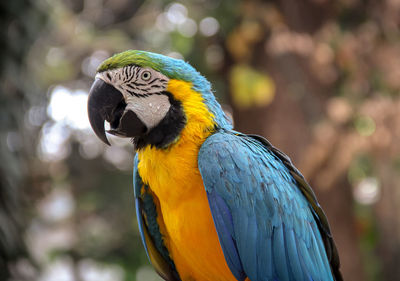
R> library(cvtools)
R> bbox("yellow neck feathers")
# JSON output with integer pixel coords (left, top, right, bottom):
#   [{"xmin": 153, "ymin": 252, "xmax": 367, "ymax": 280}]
[{"xmin": 137, "ymin": 79, "xmax": 215, "ymax": 203}]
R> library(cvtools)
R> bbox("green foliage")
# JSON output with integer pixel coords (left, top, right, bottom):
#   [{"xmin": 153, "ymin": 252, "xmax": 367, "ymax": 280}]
[{"xmin": 348, "ymin": 154, "xmax": 374, "ymax": 184}]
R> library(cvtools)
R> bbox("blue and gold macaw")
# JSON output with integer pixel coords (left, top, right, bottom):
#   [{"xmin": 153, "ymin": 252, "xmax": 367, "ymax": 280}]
[{"xmin": 87, "ymin": 50, "xmax": 342, "ymax": 281}]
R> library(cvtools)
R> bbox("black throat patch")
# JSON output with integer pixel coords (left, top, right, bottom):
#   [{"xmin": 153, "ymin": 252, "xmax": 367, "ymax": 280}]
[{"xmin": 133, "ymin": 91, "xmax": 186, "ymax": 149}]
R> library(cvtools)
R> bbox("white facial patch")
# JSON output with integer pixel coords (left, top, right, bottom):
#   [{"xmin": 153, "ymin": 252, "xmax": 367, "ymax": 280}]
[
  {"xmin": 125, "ymin": 94, "xmax": 171, "ymax": 130},
  {"xmin": 95, "ymin": 65, "xmax": 171, "ymax": 131}
]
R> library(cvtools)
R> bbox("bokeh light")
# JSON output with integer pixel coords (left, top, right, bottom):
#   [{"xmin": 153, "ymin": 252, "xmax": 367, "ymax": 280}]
[
  {"xmin": 199, "ymin": 17, "xmax": 219, "ymax": 37},
  {"xmin": 47, "ymin": 86, "xmax": 90, "ymax": 130},
  {"xmin": 353, "ymin": 177, "xmax": 381, "ymax": 205}
]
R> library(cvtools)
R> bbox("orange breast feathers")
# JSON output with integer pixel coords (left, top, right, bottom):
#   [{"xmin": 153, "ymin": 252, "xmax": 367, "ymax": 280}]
[{"xmin": 137, "ymin": 80, "xmax": 237, "ymax": 281}]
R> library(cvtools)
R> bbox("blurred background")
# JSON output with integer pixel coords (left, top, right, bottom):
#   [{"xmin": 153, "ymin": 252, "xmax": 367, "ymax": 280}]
[{"xmin": 1, "ymin": 0, "xmax": 400, "ymax": 280}]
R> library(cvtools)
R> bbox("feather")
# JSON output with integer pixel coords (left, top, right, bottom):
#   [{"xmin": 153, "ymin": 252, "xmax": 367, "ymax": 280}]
[
  {"xmin": 199, "ymin": 130, "xmax": 340, "ymax": 281},
  {"xmin": 133, "ymin": 155, "xmax": 180, "ymax": 281}
]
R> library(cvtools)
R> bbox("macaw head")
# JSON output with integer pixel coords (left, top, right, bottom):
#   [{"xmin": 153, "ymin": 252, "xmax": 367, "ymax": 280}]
[{"xmin": 88, "ymin": 50, "xmax": 231, "ymax": 149}]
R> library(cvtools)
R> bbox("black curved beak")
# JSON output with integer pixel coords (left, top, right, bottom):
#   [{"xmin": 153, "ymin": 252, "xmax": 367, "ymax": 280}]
[{"xmin": 87, "ymin": 78, "xmax": 147, "ymax": 145}]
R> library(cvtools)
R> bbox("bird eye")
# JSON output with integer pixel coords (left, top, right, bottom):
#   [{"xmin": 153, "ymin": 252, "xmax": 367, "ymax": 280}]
[{"xmin": 141, "ymin": 71, "xmax": 151, "ymax": 81}]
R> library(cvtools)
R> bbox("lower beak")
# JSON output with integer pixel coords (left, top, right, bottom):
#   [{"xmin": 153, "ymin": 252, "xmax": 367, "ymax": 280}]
[{"xmin": 87, "ymin": 78, "xmax": 147, "ymax": 145}]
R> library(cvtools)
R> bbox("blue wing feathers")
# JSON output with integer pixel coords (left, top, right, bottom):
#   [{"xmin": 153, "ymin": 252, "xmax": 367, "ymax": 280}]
[
  {"xmin": 298, "ymin": 235, "xmax": 318, "ymax": 280},
  {"xmin": 243, "ymin": 216, "xmax": 258, "ymax": 279},
  {"xmin": 286, "ymin": 227, "xmax": 305, "ymax": 281},
  {"xmin": 251, "ymin": 135, "xmax": 342, "ymax": 281},
  {"xmin": 135, "ymin": 198, "xmax": 149, "ymax": 257},
  {"xmin": 257, "ymin": 229, "xmax": 273, "ymax": 280},
  {"xmin": 232, "ymin": 210, "xmax": 249, "ymax": 270},
  {"xmin": 311, "ymin": 222, "xmax": 332, "ymax": 278},
  {"xmin": 272, "ymin": 225, "xmax": 290, "ymax": 281},
  {"xmin": 199, "ymin": 130, "xmax": 338, "ymax": 281},
  {"xmin": 207, "ymin": 190, "xmax": 246, "ymax": 280}
]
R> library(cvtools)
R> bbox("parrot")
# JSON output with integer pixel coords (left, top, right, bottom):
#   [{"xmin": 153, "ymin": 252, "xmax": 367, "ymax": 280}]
[{"xmin": 87, "ymin": 50, "xmax": 343, "ymax": 281}]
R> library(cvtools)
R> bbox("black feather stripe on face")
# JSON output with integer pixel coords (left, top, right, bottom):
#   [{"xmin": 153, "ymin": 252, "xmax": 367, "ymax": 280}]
[
  {"xmin": 106, "ymin": 65, "xmax": 168, "ymax": 97},
  {"xmin": 133, "ymin": 91, "xmax": 186, "ymax": 149}
]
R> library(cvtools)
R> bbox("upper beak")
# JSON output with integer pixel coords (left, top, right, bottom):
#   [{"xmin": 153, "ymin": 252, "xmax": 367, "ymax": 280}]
[
  {"xmin": 87, "ymin": 78, "xmax": 124, "ymax": 145},
  {"xmin": 87, "ymin": 78, "xmax": 147, "ymax": 145}
]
